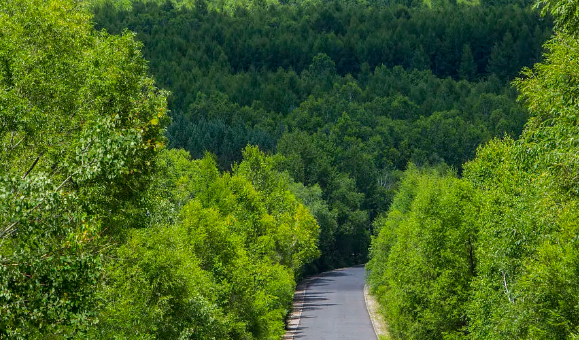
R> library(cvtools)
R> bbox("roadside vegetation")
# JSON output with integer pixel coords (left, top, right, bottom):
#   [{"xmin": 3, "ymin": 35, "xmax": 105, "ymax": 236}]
[
  {"xmin": 368, "ymin": 0, "xmax": 579, "ymax": 337},
  {"xmin": 1, "ymin": 0, "xmax": 574, "ymax": 338},
  {"xmin": 92, "ymin": 0, "xmax": 551, "ymax": 271}
]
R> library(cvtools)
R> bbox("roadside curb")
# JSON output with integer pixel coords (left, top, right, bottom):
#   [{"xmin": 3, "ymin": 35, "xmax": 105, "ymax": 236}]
[
  {"xmin": 364, "ymin": 283, "xmax": 390, "ymax": 339},
  {"xmin": 364, "ymin": 284, "xmax": 380, "ymax": 338},
  {"xmin": 283, "ymin": 278, "xmax": 313, "ymax": 339}
]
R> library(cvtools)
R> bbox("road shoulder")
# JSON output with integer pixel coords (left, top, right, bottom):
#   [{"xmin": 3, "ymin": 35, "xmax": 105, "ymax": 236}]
[
  {"xmin": 364, "ymin": 284, "xmax": 391, "ymax": 340},
  {"xmin": 283, "ymin": 278, "xmax": 311, "ymax": 340}
]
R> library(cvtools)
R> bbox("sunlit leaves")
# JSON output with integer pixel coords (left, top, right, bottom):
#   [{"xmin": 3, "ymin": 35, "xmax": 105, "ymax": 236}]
[
  {"xmin": 92, "ymin": 148, "xmax": 320, "ymax": 339},
  {"xmin": 0, "ymin": 0, "xmax": 167, "ymax": 337},
  {"xmin": 367, "ymin": 165, "xmax": 478, "ymax": 340},
  {"xmin": 369, "ymin": 0, "xmax": 579, "ymax": 337}
]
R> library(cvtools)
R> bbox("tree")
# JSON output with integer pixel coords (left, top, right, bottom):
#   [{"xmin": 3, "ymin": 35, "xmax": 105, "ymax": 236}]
[
  {"xmin": 368, "ymin": 165, "xmax": 478, "ymax": 340},
  {"xmin": 369, "ymin": 0, "xmax": 579, "ymax": 337},
  {"xmin": 486, "ymin": 32, "xmax": 517, "ymax": 80},
  {"xmin": 0, "ymin": 0, "xmax": 168, "ymax": 337},
  {"xmin": 91, "ymin": 0, "xmax": 551, "ymax": 273},
  {"xmin": 459, "ymin": 44, "xmax": 477, "ymax": 81},
  {"xmin": 90, "ymin": 148, "xmax": 320, "ymax": 338}
]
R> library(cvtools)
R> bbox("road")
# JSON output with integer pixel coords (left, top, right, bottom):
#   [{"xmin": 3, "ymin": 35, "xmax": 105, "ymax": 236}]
[{"xmin": 291, "ymin": 265, "xmax": 378, "ymax": 340}]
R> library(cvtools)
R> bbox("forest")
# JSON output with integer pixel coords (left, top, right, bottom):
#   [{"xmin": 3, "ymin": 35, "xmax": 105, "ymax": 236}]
[
  {"xmin": 91, "ymin": 0, "xmax": 552, "ymax": 269},
  {"xmin": 367, "ymin": 1, "xmax": 579, "ymax": 338},
  {"xmin": 1, "ymin": 0, "xmax": 577, "ymax": 338}
]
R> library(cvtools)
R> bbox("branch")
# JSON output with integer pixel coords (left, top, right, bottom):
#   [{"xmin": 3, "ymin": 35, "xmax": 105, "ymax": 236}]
[
  {"xmin": 54, "ymin": 173, "xmax": 73, "ymax": 192},
  {"xmin": 22, "ymin": 151, "xmax": 44, "ymax": 179},
  {"xmin": 11, "ymin": 136, "xmax": 24, "ymax": 149},
  {"xmin": 3, "ymin": 133, "xmax": 25, "ymax": 173},
  {"xmin": 501, "ymin": 270, "xmax": 514, "ymax": 304},
  {"xmin": 468, "ymin": 238, "xmax": 476, "ymax": 276},
  {"xmin": 0, "ymin": 221, "xmax": 18, "ymax": 239}
]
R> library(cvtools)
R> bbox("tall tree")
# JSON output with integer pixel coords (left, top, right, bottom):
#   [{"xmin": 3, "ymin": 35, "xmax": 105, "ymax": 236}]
[
  {"xmin": 459, "ymin": 44, "xmax": 477, "ymax": 81},
  {"xmin": 0, "ymin": 0, "xmax": 168, "ymax": 336}
]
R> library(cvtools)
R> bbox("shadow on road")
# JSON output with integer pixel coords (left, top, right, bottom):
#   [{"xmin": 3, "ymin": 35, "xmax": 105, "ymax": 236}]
[
  {"xmin": 302, "ymin": 291, "xmax": 338, "ymax": 311},
  {"xmin": 319, "ymin": 270, "xmax": 350, "ymax": 278},
  {"xmin": 285, "ymin": 266, "xmax": 376, "ymax": 340}
]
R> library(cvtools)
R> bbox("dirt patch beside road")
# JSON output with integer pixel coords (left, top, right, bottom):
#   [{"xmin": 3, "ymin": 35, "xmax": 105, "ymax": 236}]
[{"xmin": 364, "ymin": 284, "xmax": 391, "ymax": 339}]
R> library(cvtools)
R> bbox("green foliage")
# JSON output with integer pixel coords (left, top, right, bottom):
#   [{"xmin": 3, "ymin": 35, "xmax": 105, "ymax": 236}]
[
  {"xmin": 91, "ymin": 147, "xmax": 320, "ymax": 339},
  {"xmin": 369, "ymin": 0, "xmax": 579, "ymax": 338},
  {"xmin": 90, "ymin": 0, "xmax": 550, "ymax": 270},
  {"xmin": 0, "ymin": 0, "xmax": 168, "ymax": 337},
  {"xmin": 368, "ymin": 165, "xmax": 478, "ymax": 340},
  {"xmin": 4, "ymin": 0, "xmax": 570, "ymax": 337},
  {"xmin": 536, "ymin": 0, "xmax": 579, "ymax": 35},
  {"xmin": 459, "ymin": 45, "xmax": 477, "ymax": 81},
  {"xmin": 1, "ymin": 1, "xmax": 319, "ymax": 338},
  {"xmin": 463, "ymin": 6, "xmax": 579, "ymax": 337}
]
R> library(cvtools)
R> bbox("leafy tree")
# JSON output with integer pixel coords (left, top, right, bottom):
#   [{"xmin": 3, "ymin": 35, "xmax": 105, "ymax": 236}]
[
  {"xmin": 368, "ymin": 165, "xmax": 478, "ymax": 340},
  {"xmin": 459, "ymin": 44, "xmax": 477, "ymax": 81},
  {"xmin": 464, "ymin": 1, "xmax": 579, "ymax": 336},
  {"xmin": 88, "ymin": 0, "xmax": 554, "ymax": 273},
  {"xmin": 91, "ymin": 148, "xmax": 320, "ymax": 339},
  {"xmin": 0, "ymin": 0, "xmax": 168, "ymax": 337},
  {"xmin": 369, "ymin": 0, "xmax": 579, "ymax": 338}
]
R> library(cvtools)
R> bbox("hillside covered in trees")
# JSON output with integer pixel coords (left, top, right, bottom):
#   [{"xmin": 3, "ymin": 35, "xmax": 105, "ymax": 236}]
[
  {"xmin": 92, "ymin": 0, "xmax": 552, "ymax": 269},
  {"xmin": 1, "ymin": 1, "xmax": 317, "ymax": 338},
  {"xmin": 367, "ymin": 0, "xmax": 579, "ymax": 338},
  {"xmin": 1, "ymin": 0, "xmax": 576, "ymax": 338}
]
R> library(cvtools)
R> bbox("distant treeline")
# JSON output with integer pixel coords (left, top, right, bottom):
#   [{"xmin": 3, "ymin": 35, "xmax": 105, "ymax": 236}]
[{"xmin": 2, "ymin": 0, "xmax": 570, "ymax": 338}]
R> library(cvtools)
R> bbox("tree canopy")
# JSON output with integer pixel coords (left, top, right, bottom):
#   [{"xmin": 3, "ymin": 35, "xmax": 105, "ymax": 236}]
[
  {"xmin": 0, "ymin": 0, "xmax": 168, "ymax": 336},
  {"xmin": 0, "ymin": 1, "xmax": 318, "ymax": 338},
  {"xmin": 368, "ymin": 0, "xmax": 579, "ymax": 337},
  {"xmin": 92, "ymin": 0, "xmax": 551, "ymax": 269},
  {"xmin": 2, "ymin": 0, "xmax": 574, "ymax": 337}
]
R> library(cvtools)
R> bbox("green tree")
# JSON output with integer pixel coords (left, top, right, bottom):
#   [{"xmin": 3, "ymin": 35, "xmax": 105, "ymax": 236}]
[
  {"xmin": 368, "ymin": 165, "xmax": 478, "ymax": 340},
  {"xmin": 369, "ymin": 0, "xmax": 579, "ymax": 338},
  {"xmin": 459, "ymin": 44, "xmax": 477, "ymax": 81},
  {"xmin": 0, "ymin": 0, "xmax": 168, "ymax": 337},
  {"xmin": 91, "ymin": 148, "xmax": 320, "ymax": 339},
  {"xmin": 465, "ymin": 1, "xmax": 579, "ymax": 337},
  {"xmin": 487, "ymin": 32, "xmax": 517, "ymax": 80}
]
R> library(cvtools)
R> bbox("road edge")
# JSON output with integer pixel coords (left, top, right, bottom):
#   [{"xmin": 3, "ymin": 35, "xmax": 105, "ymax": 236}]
[
  {"xmin": 364, "ymin": 284, "xmax": 391, "ymax": 339},
  {"xmin": 283, "ymin": 278, "xmax": 310, "ymax": 339}
]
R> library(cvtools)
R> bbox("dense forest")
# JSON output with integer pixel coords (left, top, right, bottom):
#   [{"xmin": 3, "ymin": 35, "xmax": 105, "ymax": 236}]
[
  {"xmin": 367, "ymin": 0, "xmax": 579, "ymax": 338},
  {"xmin": 92, "ymin": 0, "xmax": 552, "ymax": 269},
  {"xmin": 1, "ymin": 1, "xmax": 318, "ymax": 338},
  {"xmin": 1, "ymin": 0, "xmax": 577, "ymax": 338}
]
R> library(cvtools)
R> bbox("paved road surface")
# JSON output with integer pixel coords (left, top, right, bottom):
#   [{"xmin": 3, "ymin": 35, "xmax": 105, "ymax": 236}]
[{"xmin": 293, "ymin": 265, "xmax": 378, "ymax": 340}]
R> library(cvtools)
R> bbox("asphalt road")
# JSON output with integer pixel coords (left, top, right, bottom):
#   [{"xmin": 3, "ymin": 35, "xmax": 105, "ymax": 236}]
[{"xmin": 293, "ymin": 265, "xmax": 378, "ymax": 340}]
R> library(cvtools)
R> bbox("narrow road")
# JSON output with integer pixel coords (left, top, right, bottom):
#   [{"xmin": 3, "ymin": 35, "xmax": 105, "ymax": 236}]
[{"xmin": 291, "ymin": 265, "xmax": 378, "ymax": 340}]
